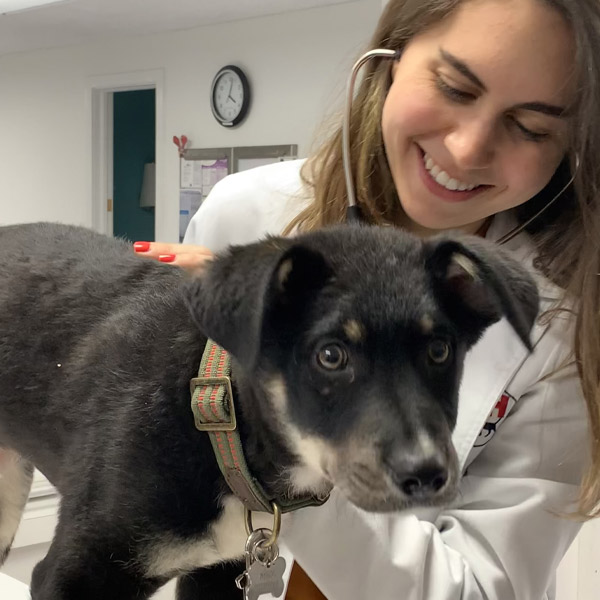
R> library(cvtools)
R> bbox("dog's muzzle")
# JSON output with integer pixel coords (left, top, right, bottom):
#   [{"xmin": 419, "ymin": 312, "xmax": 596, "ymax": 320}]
[{"xmin": 331, "ymin": 435, "xmax": 459, "ymax": 512}]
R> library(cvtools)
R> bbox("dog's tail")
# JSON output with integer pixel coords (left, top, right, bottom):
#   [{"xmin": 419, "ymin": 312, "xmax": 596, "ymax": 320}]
[{"xmin": 0, "ymin": 449, "xmax": 33, "ymax": 566}]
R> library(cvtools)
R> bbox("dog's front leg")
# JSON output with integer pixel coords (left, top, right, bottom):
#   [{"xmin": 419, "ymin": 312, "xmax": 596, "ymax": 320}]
[
  {"xmin": 30, "ymin": 520, "xmax": 164, "ymax": 600},
  {"xmin": 176, "ymin": 561, "xmax": 244, "ymax": 600}
]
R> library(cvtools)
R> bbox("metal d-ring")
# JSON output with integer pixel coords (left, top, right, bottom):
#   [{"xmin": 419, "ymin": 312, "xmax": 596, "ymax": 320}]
[{"xmin": 244, "ymin": 502, "xmax": 282, "ymax": 549}]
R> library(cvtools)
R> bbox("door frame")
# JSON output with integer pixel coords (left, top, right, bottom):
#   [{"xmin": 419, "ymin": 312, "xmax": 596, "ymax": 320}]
[{"xmin": 87, "ymin": 69, "xmax": 164, "ymax": 236}]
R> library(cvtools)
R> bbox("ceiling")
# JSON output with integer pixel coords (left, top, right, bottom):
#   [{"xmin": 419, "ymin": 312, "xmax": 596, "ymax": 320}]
[{"xmin": 0, "ymin": 0, "xmax": 355, "ymax": 57}]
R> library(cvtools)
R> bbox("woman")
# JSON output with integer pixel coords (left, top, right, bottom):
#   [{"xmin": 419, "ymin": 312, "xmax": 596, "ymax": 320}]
[{"xmin": 138, "ymin": 0, "xmax": 600, "ymax": 597}]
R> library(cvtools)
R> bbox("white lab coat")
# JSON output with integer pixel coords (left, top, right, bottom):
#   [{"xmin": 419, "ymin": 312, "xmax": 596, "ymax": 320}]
[{"xmin": 185, "ymin": 160, "xmax": 588, "ymax": 600}]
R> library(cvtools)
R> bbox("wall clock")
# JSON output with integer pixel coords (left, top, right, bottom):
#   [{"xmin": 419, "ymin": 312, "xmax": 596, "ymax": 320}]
[{"xmin": 210, "ymin": 65, "xmax": 251, "ymax": 127}]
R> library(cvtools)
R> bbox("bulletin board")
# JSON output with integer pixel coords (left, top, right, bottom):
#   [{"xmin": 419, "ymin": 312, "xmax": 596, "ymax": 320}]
[{"xmin": 178, "ymin": 144, "xmax": 298, "ymax": 241}]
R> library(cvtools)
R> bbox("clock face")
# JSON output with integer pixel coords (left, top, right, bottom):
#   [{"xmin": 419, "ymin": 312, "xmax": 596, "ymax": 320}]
[{"xmin": 210, "ymin": 66, "xmax": 250, "ymax": 127}]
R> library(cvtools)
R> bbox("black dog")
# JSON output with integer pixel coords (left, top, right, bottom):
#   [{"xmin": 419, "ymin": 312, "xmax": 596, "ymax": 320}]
[{"xmin": 0, "ymin": 222, "xmax": 538, "ymax": 599}]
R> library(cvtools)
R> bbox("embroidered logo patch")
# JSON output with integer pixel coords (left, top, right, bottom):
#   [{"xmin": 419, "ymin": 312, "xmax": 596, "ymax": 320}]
[{"xmin": 474, "ymin": 392, "xmax": 517, "ymax": 448}]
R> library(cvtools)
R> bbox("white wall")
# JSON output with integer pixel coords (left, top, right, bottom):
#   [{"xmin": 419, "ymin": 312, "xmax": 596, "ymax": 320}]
[{"xmin": 0, "ymin": 0, "xmax": 380, "ymax": 239}]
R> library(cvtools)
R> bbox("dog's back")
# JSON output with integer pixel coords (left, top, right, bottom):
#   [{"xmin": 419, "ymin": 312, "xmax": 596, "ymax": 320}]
[
  {"xmin": 0, "ymin": 223, "xmax": 185, "ymax": 456},
  {"xmin": 0, "ymin": 223, "xmax": 204, "ymax": 565}
]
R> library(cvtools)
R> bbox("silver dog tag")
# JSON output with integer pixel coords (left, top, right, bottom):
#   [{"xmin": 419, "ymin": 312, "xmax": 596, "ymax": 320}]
[
  {"xmin": 244, "ymin": 556, "xmax": 287, "ymax": 600},
  {"xmin": 236, "ymin": 528, "xmax": 287, "ymax": 600}
]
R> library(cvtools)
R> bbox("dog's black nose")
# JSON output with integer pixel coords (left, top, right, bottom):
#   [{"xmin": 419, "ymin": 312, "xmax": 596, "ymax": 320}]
[
  {"xmin": 386, "ymin": 453, "xmax": 449, "ymax": 498},
  {"xmin": 398, "ymin": 462, "xmax": 448, "ymax": 497}
]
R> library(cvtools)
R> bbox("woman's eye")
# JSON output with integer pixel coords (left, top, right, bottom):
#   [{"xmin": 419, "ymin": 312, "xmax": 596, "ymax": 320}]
[
  {"xmin": 436, "ymin": 77, "xmax": 550, "ymax": 143},
  {"xmin": 436, "ymin": 76, "xmax": 476, "ymax": 103},
  {"xmin": 427, "ymin": 339, "xmax": 452, "ymax": 365},
  {"xmin": 316, "ymin": 343, "xmax": 348, "ymax": 371},
  {"xmin": 508, "ymin": 116, "xmax": 550, "ymax": 143}
]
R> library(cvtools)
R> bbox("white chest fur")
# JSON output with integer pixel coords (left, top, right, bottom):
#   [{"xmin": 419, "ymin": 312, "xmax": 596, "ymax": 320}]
[{"xmin": 143, "ymin": 496, "xmax": 278, "ymax": 579}]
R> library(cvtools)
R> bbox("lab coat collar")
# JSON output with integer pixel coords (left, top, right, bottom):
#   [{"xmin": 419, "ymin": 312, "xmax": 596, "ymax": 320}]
[
  {"xmin": 486, "ymin": 211, "xmax": 564, "ymax": 302},
  {"xmin": 452, "ymin": 211, "xmax": 559, "ymax": 471}
]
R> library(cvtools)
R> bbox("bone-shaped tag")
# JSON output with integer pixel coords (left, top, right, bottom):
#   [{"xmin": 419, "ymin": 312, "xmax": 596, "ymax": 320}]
[{"xmin": 243, "ymin": 555, "xmax": 287, "ymax": 600}]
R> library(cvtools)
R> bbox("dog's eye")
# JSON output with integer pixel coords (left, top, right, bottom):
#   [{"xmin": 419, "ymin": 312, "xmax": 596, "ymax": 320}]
[
  {"xmin": 316, "ymin": 344, "xmax": 348, "ymax": 371},
  {"xmin": 427, "ymin": 339, "xmax": 451, "ymax": 364}
]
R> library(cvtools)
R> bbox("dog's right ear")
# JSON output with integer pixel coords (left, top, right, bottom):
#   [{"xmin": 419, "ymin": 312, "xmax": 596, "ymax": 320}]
[
  {"xmin": 425, "ymin": 236, "xmax": 540, "ymax": 350},
  {"xmin": 184, "ymin": 238, "xmax": 333, "ymax": 371}
]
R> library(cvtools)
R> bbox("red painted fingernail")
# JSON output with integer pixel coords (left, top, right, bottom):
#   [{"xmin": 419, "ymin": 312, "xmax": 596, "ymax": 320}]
[
  {"xmin": 133, "ymin": 241, "xmax": 151, "ymax": 252},
  {"xmin": 158, "ymin": 254, "xmax": 176, "ymax": 263}
]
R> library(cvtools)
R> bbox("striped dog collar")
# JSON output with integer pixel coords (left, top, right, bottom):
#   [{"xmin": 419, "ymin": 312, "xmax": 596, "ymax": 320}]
[{"xmin": 191, "ymin": 339, "xmax": 329, "ymax": 514}]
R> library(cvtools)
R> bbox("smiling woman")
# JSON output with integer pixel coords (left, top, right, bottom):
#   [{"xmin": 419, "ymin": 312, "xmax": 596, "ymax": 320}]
[
  {"xmin": 166, "ymin": 0, "xmax": 600, "ymax": 598},
  {"xmin": 284, "ymin": 0, "xmax": 600, "ymax": 520}
]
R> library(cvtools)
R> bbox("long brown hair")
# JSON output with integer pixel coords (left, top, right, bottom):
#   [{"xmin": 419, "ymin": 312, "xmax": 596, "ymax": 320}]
[{"xmin": 286, "ymin": 0, "xmax": 600, "ymax": 518}]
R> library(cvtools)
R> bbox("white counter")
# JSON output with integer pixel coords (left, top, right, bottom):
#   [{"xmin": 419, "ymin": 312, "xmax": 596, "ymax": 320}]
[{"xmin": 0, "ymin": 572, "xmax": 30, "ymax": 599}]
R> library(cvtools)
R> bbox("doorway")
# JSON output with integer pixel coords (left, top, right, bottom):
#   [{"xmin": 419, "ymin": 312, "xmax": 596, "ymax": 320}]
[
  {"xmin": 112, "ymin": 89, "xmax": 155, "ymax": 242},
  {"xmin": 89, "ymin": 69, "xmax": 164, "ymax": 240}
]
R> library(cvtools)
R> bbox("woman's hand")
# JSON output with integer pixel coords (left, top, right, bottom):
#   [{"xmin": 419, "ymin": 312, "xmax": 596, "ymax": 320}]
[{"xmin": 133, "ymin": 241, "xmax": 213, "ymax": 273}]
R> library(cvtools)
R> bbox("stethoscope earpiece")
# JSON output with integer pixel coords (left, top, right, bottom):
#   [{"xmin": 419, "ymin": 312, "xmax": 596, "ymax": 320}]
[{"xmin": 343, "ymin": 48, "xmax": 399, "ymax": 222}]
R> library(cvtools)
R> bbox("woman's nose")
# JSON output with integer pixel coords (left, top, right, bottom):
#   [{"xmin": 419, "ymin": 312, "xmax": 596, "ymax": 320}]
[{"xmin": 444, "ymin": 119, "xmax": 496, "ymax": 171}]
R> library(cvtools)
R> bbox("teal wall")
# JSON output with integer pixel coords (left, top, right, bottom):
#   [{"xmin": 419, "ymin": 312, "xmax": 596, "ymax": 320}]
[{"xmin": 113, "ymin": 89, "xmax": 155, "ymax": 242}]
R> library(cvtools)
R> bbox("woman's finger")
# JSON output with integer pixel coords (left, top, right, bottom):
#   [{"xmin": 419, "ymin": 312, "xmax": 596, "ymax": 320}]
[
  {"xmin": 132, "ymin": 241, "xmax": 213, "ymax": 273},
  {"xmin": 133, "ymin": 241, "xmax": 210, "ymax": 258},
  {"xmin": 157, "ymin": 251, "xmax": 213, "ymax": 272}
]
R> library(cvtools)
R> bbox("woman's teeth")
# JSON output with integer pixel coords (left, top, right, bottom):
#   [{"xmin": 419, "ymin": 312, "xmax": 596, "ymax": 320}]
[{"xmin": 423, "ymin": 153, "xmax": 478, "ymax": 192}]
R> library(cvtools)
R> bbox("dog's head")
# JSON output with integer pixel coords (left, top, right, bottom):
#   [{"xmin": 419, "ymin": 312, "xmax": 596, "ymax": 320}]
[{"xmin": 186, "ymin": 225, "xmax": 538, "ymax": 512}]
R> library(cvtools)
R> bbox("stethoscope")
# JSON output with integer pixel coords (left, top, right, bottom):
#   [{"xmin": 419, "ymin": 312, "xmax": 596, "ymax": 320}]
[{"xmin": 342, "ymin": 49, "xmax": 578, "ymax": 244}]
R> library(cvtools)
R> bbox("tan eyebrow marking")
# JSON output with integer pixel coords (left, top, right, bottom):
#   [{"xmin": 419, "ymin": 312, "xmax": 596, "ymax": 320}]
[
  {"xmin": 344, "ymin": 319, "xmax": 365, "ymax": 343},
  {"xmin": 420, "ymin": 315, "xmax": 435, "ymax": 334}
]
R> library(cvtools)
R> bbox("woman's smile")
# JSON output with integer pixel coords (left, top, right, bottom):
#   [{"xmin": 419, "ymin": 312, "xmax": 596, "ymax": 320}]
[{"xmin": 415, "ymin": 144, "xmax": 492, "ymax": 203}]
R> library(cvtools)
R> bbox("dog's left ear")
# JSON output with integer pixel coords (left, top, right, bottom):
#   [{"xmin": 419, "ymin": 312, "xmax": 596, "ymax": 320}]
[
  {"xmin": 425, "ymin": 237, "xmax": 539, "ymax": 350},
  {"xmin": 184, "ymin": 238, "xmax": 333, "ymax": 370}
]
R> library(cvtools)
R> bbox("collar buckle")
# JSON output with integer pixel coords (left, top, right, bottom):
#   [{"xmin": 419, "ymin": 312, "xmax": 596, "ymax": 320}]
[{"xmin": 191, "ymin": 375, "xmax": 237, "ymax": 432}]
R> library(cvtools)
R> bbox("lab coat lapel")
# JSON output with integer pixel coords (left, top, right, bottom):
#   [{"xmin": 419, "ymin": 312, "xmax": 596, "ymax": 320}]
[
  {"xmin": 451, "ymin": 212, "xmax": 558, "ymax": 472},
  {"xmin": 452, "ymin": 316, "xmax": 549, "ymax": 472}
]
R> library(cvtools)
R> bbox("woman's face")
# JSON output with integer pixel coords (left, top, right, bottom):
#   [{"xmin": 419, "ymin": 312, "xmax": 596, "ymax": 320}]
[{"xmin": 381, "ymin": 0, "xmax": 576, "ymax": 236}]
